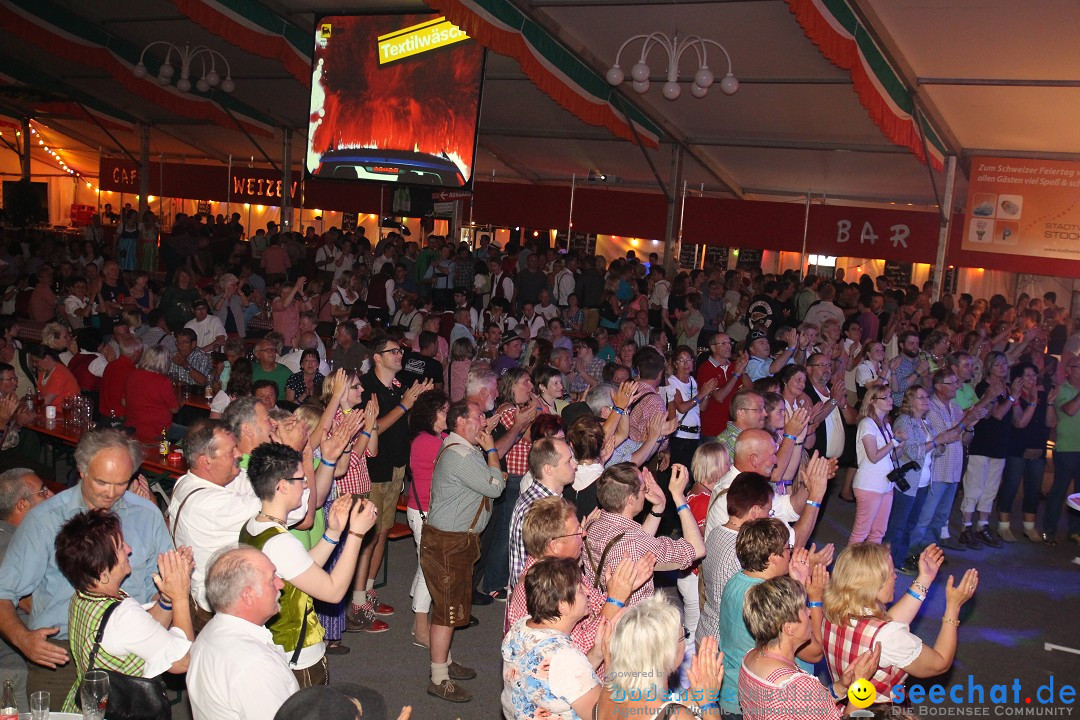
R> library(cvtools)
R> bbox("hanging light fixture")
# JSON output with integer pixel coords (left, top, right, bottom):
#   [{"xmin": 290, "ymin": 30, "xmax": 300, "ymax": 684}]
[
  {"xmin": 133, "ymin": 42, "xmax": 235, "ymax": 94},
  {"xmin": 606, "ymin": 31, "xmax": 737, "ymax": 100}
]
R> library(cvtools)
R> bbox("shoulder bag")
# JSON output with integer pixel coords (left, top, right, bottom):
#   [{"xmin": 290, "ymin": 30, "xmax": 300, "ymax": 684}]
[{"xmin": 76, "ymin": 600, "xmax": 172, "ymax": 720}]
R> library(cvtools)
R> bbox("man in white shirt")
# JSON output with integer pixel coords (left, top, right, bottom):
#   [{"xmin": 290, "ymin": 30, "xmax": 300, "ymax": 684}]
[
  {"xmin": 188, "ymin": 545, "xmax": 299, "ymax": 720},
  {"xmin": 552, "ymin": 256, "xmax": 577, "ymax": 309},
  {"xmin": 168, "ymin": 420, "xmax": 255, "ymax": 629},
  {"xmin": 279, "ymin": 332, "xmax": 332, "ymax": 376},
  {"xmin": 185, "ymin": 300, "xmax": 227, "ymax": 352},
  {"xmin": 802, "ymin": 283, "xmax": 845, "ymax": 330},
  {"xmin": 804, "ymin": 352, "xmax": 856, "ymax": 459},
  {"xmin": 390, "ymin": 296, "xmax": 423, "ymax": 346},
  {"xmin": 535, "ymin": 289, "xmax": 559, "ymax": 322}
]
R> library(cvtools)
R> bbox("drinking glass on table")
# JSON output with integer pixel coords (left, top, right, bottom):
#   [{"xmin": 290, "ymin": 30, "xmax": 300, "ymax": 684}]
[
  {"xmin": 30, "ymin": 690, "xmax": 49, "ymax": 720},
  {"xmin": 61, "ymin": 396, "xmax": 73, "ymax": 423},
  {"xmin": 80, "ymin": 670, "xmax": 108, "ymax": 720}
]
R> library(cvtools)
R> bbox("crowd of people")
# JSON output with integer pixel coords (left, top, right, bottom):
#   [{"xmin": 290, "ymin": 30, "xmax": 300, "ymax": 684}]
[{"xmin": 0, "ymin": 217, "xmax": 1074, "ymax": 719}]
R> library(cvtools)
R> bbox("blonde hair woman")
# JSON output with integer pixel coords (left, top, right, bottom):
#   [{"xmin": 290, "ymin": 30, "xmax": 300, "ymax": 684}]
[
  {"xmin": 850, "ymin": 379, "xmax": 896, "ymax": 544},
  {"xmin": 822, "ymin": 542, "xmax": 978, "ymax": 708},
  {"xmin": 596, "ymin": 594, "xmax": 723, "ymax": 720}
]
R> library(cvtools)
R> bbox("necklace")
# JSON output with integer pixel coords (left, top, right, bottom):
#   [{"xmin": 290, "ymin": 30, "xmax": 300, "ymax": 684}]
[
  {"xmin": 756, "ymin": 649, "xmax": 795, "ymax": 667},
  {"xmin": 258, "ymin": 511, "xmax": 287, "ymax": 527}
]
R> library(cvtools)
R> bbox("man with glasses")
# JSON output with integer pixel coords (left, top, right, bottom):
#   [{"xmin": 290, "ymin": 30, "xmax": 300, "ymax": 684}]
[
  {"xmin": 352, "ymin": 338, "xmax": 432, "ymax": 631},
  {"xmin": 717, "ymin": 390, "xmax": 767, "ymax": 459},
  {"xmin": 804, "ymin": 352, "xmax": 856, "ymax": 460},
  {"xmin": 0, "ymin": 468, "xmax": 53, "ymax": 712},
  {"xmin": 252, "ymin": 338, "xmax": 292, "ymax": 401},
  {"xmin": 0, "ymin": 430, "xmax": 173, "ymax": 710},
  {"xmin": 910, "ymin": 369, "xmax": 988, "ymax": 554},
  {"xmin": 696, "ymin": 332, "xmax": 748, "ymax": 444},
  {"xmin": 169, "ymin": 328, "xmax": 212, "ymax": 387}
]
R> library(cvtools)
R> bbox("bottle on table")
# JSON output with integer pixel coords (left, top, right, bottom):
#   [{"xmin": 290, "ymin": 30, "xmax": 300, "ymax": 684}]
[
  {"xmin": 0, "ymin": 679, "xmax": 17, "ymax": 720},
  {"xmin": 159, "ymin": 429, "xmax": 170, "ymax": 458}
]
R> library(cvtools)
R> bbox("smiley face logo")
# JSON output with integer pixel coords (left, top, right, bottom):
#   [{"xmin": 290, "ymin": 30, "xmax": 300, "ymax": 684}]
[{"xmin": 847, "ymin": 678, "xmax": 876, "ymax": 708}]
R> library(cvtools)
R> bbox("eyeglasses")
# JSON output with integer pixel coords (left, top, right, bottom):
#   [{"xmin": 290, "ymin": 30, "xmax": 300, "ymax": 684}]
[
  {"xmin": 284, "ymin": 476, "xmax": 307, "ymax": 484},
  {"xmin": 553, "ymin": 529, "xmax": 584, "ymax": 540},
  {"xmin": 24, "ymin": 486, "xmax": 49, "ymax": 499},
  {"xmin": 377, "ymin": 348, "xmax": 403, "ymax": 356},
  {"xmin": 349, "ymin": 384, "xmax": 362, "ymax": 390}
]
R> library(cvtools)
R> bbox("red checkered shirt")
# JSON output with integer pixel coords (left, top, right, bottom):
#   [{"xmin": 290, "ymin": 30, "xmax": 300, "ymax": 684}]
[
  {"xmin": 505, "ymin": 556, "xmax": 606, "ymax": 655},
  {"xmin": 823, "ymin": 616, "xmax": 908, "ymax": 700},
  {"xmin": 333, "ymin": 409, "xmax": 373, "ymax": 496},
  {"xmin": 628, "ymin": 389, "xmax": 667, "ymax": 446},
  {"xmin": 582, "ymin": 510, "xmax": 697, "ymax": 606},
  {"xmin": 498, "ymin": 405, "xmax": 532, "ymax": 477}
]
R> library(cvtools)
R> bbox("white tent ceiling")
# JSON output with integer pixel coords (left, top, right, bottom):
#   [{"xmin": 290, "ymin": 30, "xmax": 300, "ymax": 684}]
[{"xmin": 2, "ymin": 0, "xmax": 1079, "ymax": 214}]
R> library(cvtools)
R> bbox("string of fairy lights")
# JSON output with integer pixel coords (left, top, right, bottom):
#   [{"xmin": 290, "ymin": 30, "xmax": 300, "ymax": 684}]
[{"xmin": 2, "ymin": 122, "xmax": 100, "ymax": 190}]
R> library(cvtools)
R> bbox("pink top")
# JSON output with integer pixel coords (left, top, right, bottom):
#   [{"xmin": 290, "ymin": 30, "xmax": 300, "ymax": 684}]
[
  {"xmin": 738, "ymin": 661, "xmax": 841, "ymax": 720},
  {"xmin": 408, "ymin": 431, "xmax": 445, "ymax": 511},
  {"xmin": 272, "ymin": 299, "xmax": 301, "ymax": 347},
  {"xmin": 447, "ymin": 360, "xmax": 470, "ymax": 402}
]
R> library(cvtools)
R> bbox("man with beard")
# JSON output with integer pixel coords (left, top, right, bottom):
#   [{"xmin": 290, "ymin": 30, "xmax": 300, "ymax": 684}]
[
  {"xmin": 892, "ymin": 330, "xmax": 929, "ymax": 405},
  {"xmin": 804, "ymin": 353, "xmax": 857, "ymax": 460}
]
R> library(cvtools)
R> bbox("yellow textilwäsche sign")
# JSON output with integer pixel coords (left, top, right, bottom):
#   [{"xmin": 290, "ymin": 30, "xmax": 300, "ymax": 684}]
[{"xmin": 377, "ymin": 17, "xmax": 469, "ymax": 65}]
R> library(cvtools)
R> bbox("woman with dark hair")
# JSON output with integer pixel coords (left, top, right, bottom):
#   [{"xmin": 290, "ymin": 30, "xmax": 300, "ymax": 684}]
[
  {"xmin": 534, "ymin": 365, "xmax": 565, "ymax": 416},
  {"xmin": 446, "ymin": 338, "xmax": 474, "ymax": 403},
  {"xmin": 997, "ymin": 361, "xmax": 1043, "ymax": 542},
  {"xmin": 55, "ymin": 508, "xmax": 194, "ymax": 712},
  {"xmin": 501, "ymin": 557, "xmax": 604, "ymax": 720},
  {"xmin": 211, "ymin": 357, "xmax": 254, "ymax": 418},
  {"xmin": 407, "ymin": 389, "xmax": 449, "ymax": 648},
  {"xmin": 286, "ymin": 349, "xmax": 325, "ymax": 405},
  {"xmin": 525, "ymin": 338, "xmax": 553, "ymax": 376}
]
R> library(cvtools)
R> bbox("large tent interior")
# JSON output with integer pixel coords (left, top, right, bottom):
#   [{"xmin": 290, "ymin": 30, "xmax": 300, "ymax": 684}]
[{"xmin": 3, "ymin": 0, "xmax": 1080, "ymax": 302}]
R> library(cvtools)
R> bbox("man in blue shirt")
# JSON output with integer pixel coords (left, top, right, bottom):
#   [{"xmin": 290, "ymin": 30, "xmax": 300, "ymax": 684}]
[{"xmin": 0, "ymin": 430, "xmax": 173, "ymax": 709}]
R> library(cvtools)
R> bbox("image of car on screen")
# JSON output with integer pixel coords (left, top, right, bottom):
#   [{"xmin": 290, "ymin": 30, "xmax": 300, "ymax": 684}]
[{"xmin": 315, "ymin": 148, "xmax": 466, "ymax": 187}]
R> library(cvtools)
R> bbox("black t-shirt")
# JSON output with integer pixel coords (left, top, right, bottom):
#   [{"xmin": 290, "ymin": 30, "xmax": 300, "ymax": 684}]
[
  {"xmin": 969, "ymin": 380, "xmax": 1010, "ymax": 458},
  {"xmin": 360, "ymin": 370, "xmax": 407, "ymax": 482},
  {"xmin": 99, "ymin": 282, "xmax": 129, "ymax": 316},
  {"xmin": 397, "ymin": 351, "xmax": 443, "ymax": 387}
]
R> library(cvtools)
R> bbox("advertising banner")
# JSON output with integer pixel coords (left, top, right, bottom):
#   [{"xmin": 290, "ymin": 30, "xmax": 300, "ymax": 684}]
[{"xmin": 962, "ymin": 156, "xmax": 1080, "ymax": 260}]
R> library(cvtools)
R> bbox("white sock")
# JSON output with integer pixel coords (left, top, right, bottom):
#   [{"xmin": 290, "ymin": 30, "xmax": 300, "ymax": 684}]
[
  {"xmin": 351, "ymin": 590, "xmax": 366, "ymax": 606},
  {"xmin": 998, "ymin": 521, "xmax": 1010, "ymax": 532},
  {"xmin": 366, "ymin": 578, "xmax": 375, "ymax": 592},
  {"xmin": 431, "ymin": 660, "xmax": 449, "ymax": 685},
  {"xmin": 1023, "ymin": 521, "xmax": 1035, "ymax": 531}
]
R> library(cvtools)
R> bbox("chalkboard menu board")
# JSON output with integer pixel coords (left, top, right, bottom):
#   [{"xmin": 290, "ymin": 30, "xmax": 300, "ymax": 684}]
[
  {"xmin": 736, "ymin": 247, "xmax": 763, "ymax": 271},
  {"xmin": 704, "ymin": 246, "xmax": 729, "ymax": 269},
  {"xmin": 679, "ymin": 243, "xmax": 700, "ymax": 270},
  {"xmin": 341, "ymin": 212, "xmax": 358, "ymax": 232},
  {"xmin": 563, "ymin": 231, "xmax": 596, "ymax": 257},
  {"xmin": 883, "ymin": 260, "xmax": 913, "ymax": 287},
  {"xmin": 942, "ymin": 266, "xmax": 959, "ymax": 294}
]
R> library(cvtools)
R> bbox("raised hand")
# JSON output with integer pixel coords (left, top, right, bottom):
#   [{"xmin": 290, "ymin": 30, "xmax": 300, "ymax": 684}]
[
  {"xmin": 806, "ymin": 562, "xmax": 829, "ymax": 603},
  {"xmin": 348, "ymin": 497, "xmax": 378, "ymax": 537},
  {"xmin": 788, "ymin": 546, "xmax": 811, "ymax": 586},
  {"xmin": 669, "ymin": 463, "xmax": 690, "ymax": 502},
  {"xmin": 807, "ymin": 542, "xmax": 834, "ymax": 569},
  {"xmin": 641, "ymin": 468, "xmax": 664, "ymax": 507},
  {"xmin": 129, "ymin": 474, "xmax": 154, "ymax": 502},
  {"xmin": 364, "ymin": 396, "xmax": 380, "ymax": 431},
  {"xmin": 918, "ymin": 544, "xmax": 945, "ymax": 583},
  {"xmin": 153, "ymin": 549, "xmax": 192, "ymax": 604},
  {"xmin": 687, "ymin": 635, "xmax": 724, "ymax": 701},
  {"xmin": 944, "ymin": 568, "xmax": 979, "ymax": 607},
  {"xmin": 785, "ymin": 406, "xmax": 810, "ymax": 437},
  {"xmin": 323, "ymin": 410, "xmax": 365, "ymax": 460},
  {"xmin": 612, "ymin": 380, "xmax": 640, "ymax": 409},
  {"xmin": 700, "ymin": 377, "xmax": 718, "ymax": 398},
  {"xmin": 841, "ymin": 642, "xmax": 882, "ymax": 691},
  {"xmin": 600, "ymin": 432, "xmax": 616, "ymax": 464}
]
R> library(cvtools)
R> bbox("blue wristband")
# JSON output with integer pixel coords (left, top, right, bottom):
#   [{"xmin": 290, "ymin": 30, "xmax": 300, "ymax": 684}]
[
  {"xmin": 360, "ymin": 430, "xmax": 372, "ymax": 438},
  {"xmin": 906, "ymin": 588, "xmax": 926, "ymax": 602},
  {"xmin": 805, "ymin": 500, "xmax": 821, "ymax": 508},
  {"xmin": 605, "ymin": 597, "xmax": 625, "ymax": 608},
  {"xmin": 486, "ymin": 448, "xmax": 498, "ymax": 454},
  {"xmin": 322, "ymin": 533, "xmax": 340, "ymax": 546},
  {"xmin": 807, "ymin": 600, "xmax": 823, "ymax": 608},
  {"xmin": 320, "ymin": 458, "xmax": 337, "ymax": 468},
  {"xmin": 157, "ymin": 598, "xmax": 172, "ymax": 611},
  {"xmin": 398, "ymin": 403, "xmax": 408, "ymax": 413},
  {"xmin": 829, "ymin": 683, "xmax": 842, "ymax": 701},
  {"xmin": 699, "ymin": 701, "xmax": 719, "ymax": 712},
  {"xmin": 676, "ymin": 503, "xmax": 691, "ymax": 514},
  {"xmin": 611, "ymin": 406, "xmax": 626, "ymax": 416},
  {"xmin": 783, "ymin": 433, "xmax": 798, "ymax": 441}
]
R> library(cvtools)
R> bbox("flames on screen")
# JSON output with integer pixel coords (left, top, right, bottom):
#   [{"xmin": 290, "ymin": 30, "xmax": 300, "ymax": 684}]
[{"xmin": 307, "ymin": 14, "xmax": 484, "ymax": 182}]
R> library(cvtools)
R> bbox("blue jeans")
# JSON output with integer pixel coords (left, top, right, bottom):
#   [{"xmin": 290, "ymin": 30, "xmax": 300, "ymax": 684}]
[
  {"xmin": 999, "ymin": 455, "xmax": 1046, "ymax": 516},
  {"xmin": 912, "ymin": 481, "xmax": 959, "ymax": 551},
  {"xmin": 476, "ymin": 473, "xmax": 521, "ymax": 594},
  {"xmin": 883, "ymin": 485, "xmax": 930, "ymax": 567},
  {"xmin": 1046, "ymin": 451, "xmax": 1080, "ymax": 535}
]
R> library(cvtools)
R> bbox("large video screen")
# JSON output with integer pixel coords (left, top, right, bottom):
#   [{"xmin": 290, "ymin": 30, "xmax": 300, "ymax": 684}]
[{"xmin": 307, "ymin": 14, "xmax": 485, "ymax": 189}]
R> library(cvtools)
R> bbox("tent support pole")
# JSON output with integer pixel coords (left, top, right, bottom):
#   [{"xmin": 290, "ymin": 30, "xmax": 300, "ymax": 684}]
[
  {"xmin": 663, "ymin": 145, "xmax": 684, "ymax": 273},
  {"xmin": 138, "ymin": 123, "xmax": 150, "ymax": 217},
  {"xmin": 932, "ymin": 155, "xmax": 958, "ymax": 300},
  {"xmin": 800, "ymin": 190, "xmax": 810, "ymax": 278},
  {"xmin": 281, "ymin": 128, "xmax": 292, "ymax": 229}
]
